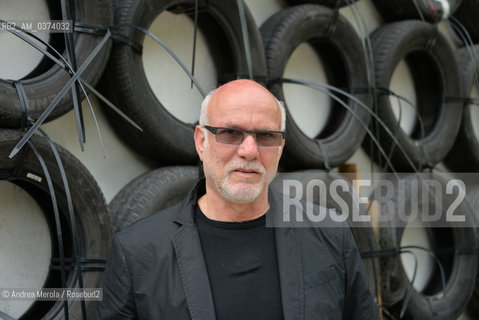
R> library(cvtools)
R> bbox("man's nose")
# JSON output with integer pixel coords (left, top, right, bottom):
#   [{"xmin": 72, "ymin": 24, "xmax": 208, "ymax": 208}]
[{"xmin": 237, "ymin": 133, "xmax": 259, "ymax": 160}]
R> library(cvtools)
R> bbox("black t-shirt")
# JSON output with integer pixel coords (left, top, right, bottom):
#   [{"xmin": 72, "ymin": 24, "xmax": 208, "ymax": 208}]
[{"xmin": 195, "ymin": 205, "xmax": 284, "ymax": 320}]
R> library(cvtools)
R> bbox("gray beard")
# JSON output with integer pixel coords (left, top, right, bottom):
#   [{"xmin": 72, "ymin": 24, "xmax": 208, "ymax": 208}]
[{"xmin": 217, "ymin": 170, "xmax": 276, "ymax": 204}]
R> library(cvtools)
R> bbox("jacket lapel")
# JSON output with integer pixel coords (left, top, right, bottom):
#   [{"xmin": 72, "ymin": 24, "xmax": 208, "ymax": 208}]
[
  {"xmin": 275, "ymin": 228, "xmax": 305, "ymax": 320},
  {"xmin": 172, "ymin": 180, "xmax": 216, "ymax": 320},
  {"xmin": 271, "ymin": 191, "xmax": 305, "ymax": 320},
  {"xmin": 172, "ymin": 223, "xmax": 216, "ymax": 320}
]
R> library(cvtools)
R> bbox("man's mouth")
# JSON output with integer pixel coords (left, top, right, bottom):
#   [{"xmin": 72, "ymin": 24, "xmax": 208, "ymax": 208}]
[{"xmin": 234, "ymin": 168, "xmax": 259, "ymax": 174}]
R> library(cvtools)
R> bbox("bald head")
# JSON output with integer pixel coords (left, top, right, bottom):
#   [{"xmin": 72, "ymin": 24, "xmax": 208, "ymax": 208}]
[{"xmin": 199, "ymin": 80, "xmax": 286, "ymax": 131}]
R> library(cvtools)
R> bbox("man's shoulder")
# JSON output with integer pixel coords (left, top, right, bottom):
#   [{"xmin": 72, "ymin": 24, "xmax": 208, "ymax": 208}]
[{"xmin": 114, "ymin": 201, "xmax": 186, "ymax": 249}]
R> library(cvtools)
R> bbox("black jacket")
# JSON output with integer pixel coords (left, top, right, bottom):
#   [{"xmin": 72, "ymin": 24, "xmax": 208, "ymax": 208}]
[{"xmin": 95, "ymin": 180, "xmax": 380, "ymax": 319}]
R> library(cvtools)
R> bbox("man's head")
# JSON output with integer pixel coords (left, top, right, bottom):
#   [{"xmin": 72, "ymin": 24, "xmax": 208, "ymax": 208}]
[{"xmin": 194, "ymin": 79, "xmax": 286, "ymax": 205}]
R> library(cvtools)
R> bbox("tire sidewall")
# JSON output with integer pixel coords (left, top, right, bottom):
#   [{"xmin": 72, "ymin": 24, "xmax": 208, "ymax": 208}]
[
  {"xmin": 0, "ymin": 129, "xmax": 111, "ymax": 319},
  {"xmin": 261, "ymin": 4, "xmax": 370, "ymax": 169},
  {"xmin": 370, "ymin": 20, "xmax": 463, "ymax": 170},
  {"xmin": 0, "ymin": 0, "xmax": 112, "ymax": 127},
  {"xmin": 101, "ymin": 0, "xmax": 267, "ymax": 164}
]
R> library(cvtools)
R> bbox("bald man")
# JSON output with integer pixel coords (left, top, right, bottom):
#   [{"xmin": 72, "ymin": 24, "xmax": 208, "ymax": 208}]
[{"xmin": 96, "ymin": 80, "xmax": 379, "ymax": 319}]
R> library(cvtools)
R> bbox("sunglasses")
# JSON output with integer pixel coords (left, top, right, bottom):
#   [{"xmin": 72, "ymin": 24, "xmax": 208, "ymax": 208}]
[{"xmin": 203, "ymin": 125, "xmax": 285, "ymax": 147}]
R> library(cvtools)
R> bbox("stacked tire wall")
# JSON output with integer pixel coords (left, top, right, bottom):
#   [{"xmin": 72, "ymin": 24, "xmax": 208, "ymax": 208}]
[{"xmin": 1, "ymin": 0, "xmax": 479, "ymax": 319}]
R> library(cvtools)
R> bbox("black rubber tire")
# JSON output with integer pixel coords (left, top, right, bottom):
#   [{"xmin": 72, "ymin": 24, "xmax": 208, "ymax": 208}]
[
  {"xmin": 270, "ymin": 170, "xmax": 380, "ymax": 297},
  {"xmin": 444, "ymin": 46, "xmax": 479, "ymax": 171},
  {"xmin": 0, "ymin": 0, "xmax": 112, "ymax": 127},
  {"xmin": 283, "ymin": 0, "xmax": 357, "ymax": 8},
  {"xmin": 0, "ymin": 129, "xmax": 111, "ymax": 319},
  {"xmin": 110, "ymin": 166, "xmax": 200, "ymax": 232},
  {"xmin": 465, "ymin": 185, "xmax": 479, "ymax": 316},
  {"xmin": 366, "ymin": 20, "xmax": 463, "ymax": 171},
  {"xmin": 260, "ymin": 5, "xmax": 370, "ymax": 169},
  {"xmin": 99, "ymin": 0, "xmax": 267, "ymax": 165},
  {"xmin": 377, "ymin": 173, "xmax": 478, "ymax": 320},
  {"xmin": 453, "ymin": 0, "xmax": 479, "ymax": 44},
  {"xmin": 371, "ymin": 0, "xmax": 463, "ymax": 23}
]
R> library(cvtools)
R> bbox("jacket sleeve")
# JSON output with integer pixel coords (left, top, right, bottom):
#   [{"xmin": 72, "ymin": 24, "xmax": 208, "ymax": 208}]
[
  {"xmin": 342, "ymin": 226, "xmax": 380, "ymax": 320},
  {"xmin": 95, "ymin": 235, "xmax": 138, "ymax": 320}
]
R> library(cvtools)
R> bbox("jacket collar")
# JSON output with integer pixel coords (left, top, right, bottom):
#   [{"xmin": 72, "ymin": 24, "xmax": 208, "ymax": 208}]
[
  {"xmin": 171, "ymin": 179, "xmax": 215, "ymax": 320},
  {"xmin": 172, "ymin": 178, "xmax": 206, "ymax": 226},
  {"xmin": 172, "ymin": 179, "xmax": 304, "ymax": 320}
]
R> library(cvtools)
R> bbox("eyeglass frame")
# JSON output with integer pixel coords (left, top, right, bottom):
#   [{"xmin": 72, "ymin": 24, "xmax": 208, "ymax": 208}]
[{"xmin": 203, "ymin": 125, "xmax": 285, "ymax": 147}]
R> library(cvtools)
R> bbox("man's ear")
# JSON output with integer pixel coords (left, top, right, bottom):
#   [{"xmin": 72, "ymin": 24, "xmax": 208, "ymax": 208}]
[{"xmin": 194, "ymin": 125, "xmax": 205, "ymax": 161}]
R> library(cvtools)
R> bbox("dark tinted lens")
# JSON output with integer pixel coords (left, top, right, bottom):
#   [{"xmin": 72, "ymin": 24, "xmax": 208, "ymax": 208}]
[
  {"xmin": 216, "ymin": 128, "xmax": 244, "ymax": 144},
  {"xmin": 255, "ymin": 132, "xmax": 282, "ymax": 146}
]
